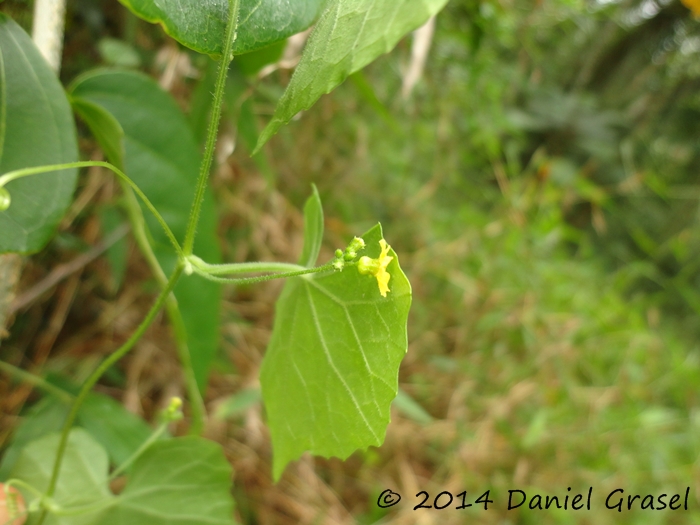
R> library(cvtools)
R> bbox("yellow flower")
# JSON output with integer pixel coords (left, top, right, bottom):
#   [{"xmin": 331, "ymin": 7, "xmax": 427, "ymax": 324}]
[
  {"xmin": 357, "ymin": 239, "xmax": 394, "ymax": 297},
  {"xmin": 682, "ymin": 0, "xmax": 700, "ymax": 16}
]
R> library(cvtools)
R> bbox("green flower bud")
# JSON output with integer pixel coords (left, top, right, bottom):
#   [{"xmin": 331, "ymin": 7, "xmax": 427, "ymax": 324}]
[
  {"xmin": 161, "ymin": 396, "xmax": 184, "ymax": 422},
  {"xmin": 348, "ymin": 236, "xmax": 365, "ymax": 253}
]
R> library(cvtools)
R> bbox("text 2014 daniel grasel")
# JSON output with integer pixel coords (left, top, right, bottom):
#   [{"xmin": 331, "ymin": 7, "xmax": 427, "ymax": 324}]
[
  {"xmin": 377, "ymin": 487, "xmax": 693, "ymax": 512},
  {"xmin": 507, "ymin": 487, "xmax": 690, "ymax": 512}
]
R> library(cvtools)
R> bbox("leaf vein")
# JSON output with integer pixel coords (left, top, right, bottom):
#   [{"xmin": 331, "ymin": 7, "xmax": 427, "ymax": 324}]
[{"xmin": 304, "ymin": 284, "xmax": 379, "ymax": 442}]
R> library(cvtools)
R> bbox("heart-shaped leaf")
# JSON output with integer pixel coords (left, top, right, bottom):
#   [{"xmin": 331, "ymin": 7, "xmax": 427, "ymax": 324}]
[
  {"xmin": 0, "ymin": 392, "xmax": 154, "ymax": 480},
  {"xmin": 106, "ymin": 437, "xmax": 234, "ymax": 524},
  {"xmin": 0, "ymin": 14, "xmax": 78, "ymax": 254},
  {"xmin": 10, "ymin": 430, "xmax": 235, "ymax": 525},
  {"xmin": 10, "ymin": 429, "xmax": 113, "ymax": 525},
  {"xmin": 261, "ymin": 223, "xmax": 412, "ymax": 480}
]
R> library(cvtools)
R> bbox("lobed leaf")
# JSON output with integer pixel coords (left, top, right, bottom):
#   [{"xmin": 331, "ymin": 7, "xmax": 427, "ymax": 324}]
[
  {"xmin": 10, "ymin": 430, "xmax": 235, "ymax": 525},
  {"xmin": 0, "ymin": 392, "xmax": 155, "ymax": 480},
  {"xmin": 76, "ymin": 393, "xmax": 155, "ymax": 468},
  {"xmin": 261, "ymin": 223, "xmax": 412, "ymax": 480},
  {"xmin": 69, "ymin": 70, "xmax": 222, "ymax": 392},
  {"xmin": 106, "ymin": 437, "xmax": 234, "ymax": 524},
  {"xmin": 0, "ymin": 397, "xmax": 69, "ymax": 480},
  {"xmin": 117, "ymin": 0, "xmax": 324, "ymax": 57},
  {"xmin": 0, "ymin": 15, "xmax": 79, "ymax": 254},
  {"xmin": 255, "ymin": 0, "xmax": 449, "ymax": 151},
  {"xmin": 11, "ymin": 429, "xmax": 113, "ymax": 525}
]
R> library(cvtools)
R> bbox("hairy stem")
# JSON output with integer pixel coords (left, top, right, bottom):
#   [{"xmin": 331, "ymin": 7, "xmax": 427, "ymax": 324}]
[
  {"xmin": 191, "ymin": 262, "xmax": 341, "ymax": 285},
  {"xmin": 190, "ymin": 258, "xmax": 308, "ymax": 275},
  {"xmin": 183, "ymin": 0, "xmax": 241, "ymax": 256}
]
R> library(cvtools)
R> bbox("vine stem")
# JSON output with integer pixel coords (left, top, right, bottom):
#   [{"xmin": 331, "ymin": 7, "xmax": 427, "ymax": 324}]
[
  {"xmin": 0, "ymin": 161, "xmax": 183, "ymax": 259},
  {"xmin": 119, "ymin": 184, "xmax": 206, "ymax": 435},
  {"xmin": 182, "ymin": 0, "xmax": 241, "ymax": 256},
  {"xmin": 36, "ymin": 266, "xmax": 184, "ymax": 525}
]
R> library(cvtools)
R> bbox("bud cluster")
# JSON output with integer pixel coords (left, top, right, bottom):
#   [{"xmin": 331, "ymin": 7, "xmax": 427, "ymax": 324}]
[{"xmin": 332, "ymin": 237, "xmax": 366, "ymax": 270}]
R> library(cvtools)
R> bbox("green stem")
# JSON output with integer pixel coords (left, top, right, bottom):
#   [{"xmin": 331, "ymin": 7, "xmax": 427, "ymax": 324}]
[
  {"xmin": 191, "ymin": 262, "xmax": 339, "ymax": 285},
  {"xmin": 36, "ymin": 266, "xmax": 183, "ymax": 525},
  {"xmin": 4, "ymin": 479, "xmax": 45, "ymax": 523},
  {"xmin": 190, "ymin": 257, "xmax": 307, "ymax": 275},
  {"xmin": 5, "ymin": 478, "xmax": 47, "ymax": 502},
  {"xmin": 0, "ymin": 161, "xmax": 183, "ymax": 259},
  {"xmin": 108, "ymin": 421, "xmax": 167, "ymax": 481},
  {"xmin": 0, "ymin": 361, "xmax": 73, "ymax": 404},
  {"xmin": 119, "ymin": 183, "xmax": 206, "ymax": 435},
  {"xmin": 183, "ymin": 0, "xmax": 240, "ymax": 256}
]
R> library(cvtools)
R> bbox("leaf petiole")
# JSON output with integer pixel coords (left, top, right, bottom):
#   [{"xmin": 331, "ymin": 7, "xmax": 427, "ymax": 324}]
[
  {"xmin": 189, "ymin": 256, "xmax": 309, "ymax": 275},
  {"xmin": 189, "ymin": 261, "xmax": 342, "ymax": 285},
  {"xmin": 108, "ymin": 421, "xmax": 168, "ymax": 481}
]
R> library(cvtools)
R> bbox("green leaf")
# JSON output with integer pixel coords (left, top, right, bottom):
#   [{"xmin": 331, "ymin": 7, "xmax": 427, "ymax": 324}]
[
  {"xmin": 10, "ymin": 430, "xmax": 235, "ymax": 525},
  {"xmin": 98, "ymin": 204, "xmax": 129, "ymax": 292},
  {"xmin": 0, "ymin": 14, "xmax": 79, "ymax": 254},
  {"xmin": 71, "ymin": 97, "xmax": 125, "ymax": 170},
  {"xmin": 298, "ymin": 185, "xmax": 323, "ymax": 267},
  {"xmin": 105, "ymin": 437, "xmax": 235, "ymax": 524},
  {"xmin": 11, "ymin": 429, "xmax": 113, "ymax": 525},
  {"xmin": 235, "ymin": 39, "xmax": 286, "ymax": 76},
  {"xmin": 214, "ymin": 387, "xmax": 261, "ymax": 420},
  {"xmin": 222, "ymin": 71, "xmax": 276, "ymax": 182},
  {"xmin": 348, "ymin": 71, "xmax": 399, "ymax": 132},
  {"xmin": 0, "ymin": 392, "xmax": 153, "ymax": 480},
  {"xmin": 188, "ymin": 58, "xmax": 219, "ymax": 146},
  {"xmin": 77, "ymin": 392, "xmax": 155, "ymax": 468},
  {"xmin": 97, "ymin": 38, "xmax": 142, "ymax": 68},
  {"xmin": 392, "ymin": 388, "xmax": 433, "ymax": 425},
  {"xmin": 261, "ymin": 223, "xmax": 411, "ymax": 480},
  {"xmin": 117, "ymin": 0, "xmax": 324, "ymax": 57},
  {"xmin": 0, "ymin": 397, "xmax": 69, "ymax": 480},
  {"xmin": 69, "ymin": 70, "xmax": 222, "ymax": 392},
  {"xmin": 172, "ymin": 276, "xmax": 222, "ymax": 391},
  {"xmin": 255, "ymin": 0, "xmax": 449, "ymax": 151}
]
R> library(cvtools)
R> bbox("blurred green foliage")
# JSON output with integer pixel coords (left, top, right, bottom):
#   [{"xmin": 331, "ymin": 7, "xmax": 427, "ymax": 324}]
[{"xmin": 249, "ymin": 0, "xmax": 700, "ymax": 521}]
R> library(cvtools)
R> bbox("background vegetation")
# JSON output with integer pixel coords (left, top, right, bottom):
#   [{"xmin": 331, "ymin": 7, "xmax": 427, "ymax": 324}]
[{"xmin": 1, "ymin": 0, "xmax": 700, "ymax": 523}]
